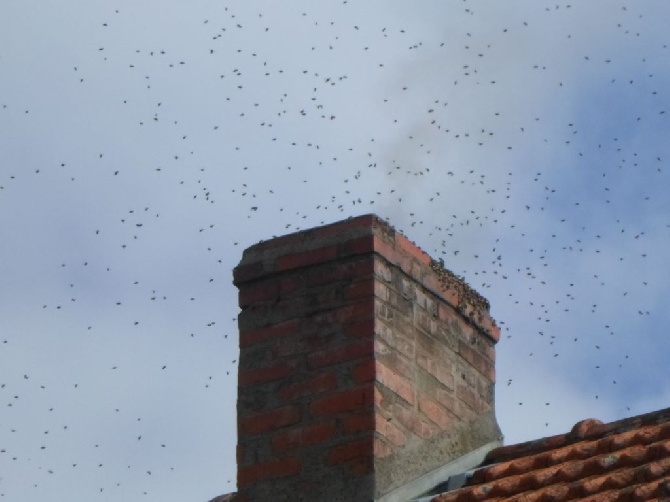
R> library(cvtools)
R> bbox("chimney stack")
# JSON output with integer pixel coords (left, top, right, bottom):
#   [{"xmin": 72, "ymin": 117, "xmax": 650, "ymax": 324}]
[{"xmin": 232, "ymin": 214, "xmax": 502, "ymax": 501}]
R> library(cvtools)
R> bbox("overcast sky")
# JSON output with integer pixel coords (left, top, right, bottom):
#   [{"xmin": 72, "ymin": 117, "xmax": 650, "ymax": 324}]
[{"xmin": 2, "ymin": 1, "xmax": 670, "ymax": 500}]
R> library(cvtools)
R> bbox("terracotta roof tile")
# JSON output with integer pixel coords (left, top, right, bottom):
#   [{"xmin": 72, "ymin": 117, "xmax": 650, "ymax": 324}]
[{"xmin": 432, "ymin": 407, "xmax": 670, "ymax": 502}]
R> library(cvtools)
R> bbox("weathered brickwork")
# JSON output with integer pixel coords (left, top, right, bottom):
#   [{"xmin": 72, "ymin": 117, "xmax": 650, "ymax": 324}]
[{"xmin": 233, "ymin": 214, "xmax": 502, "ymax": 501}]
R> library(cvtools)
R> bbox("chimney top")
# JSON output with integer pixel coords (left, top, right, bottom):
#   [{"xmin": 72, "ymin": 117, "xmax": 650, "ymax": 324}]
[{"xmin": 234, "ymin": 214, "xmax": 498, "ymax": 342}]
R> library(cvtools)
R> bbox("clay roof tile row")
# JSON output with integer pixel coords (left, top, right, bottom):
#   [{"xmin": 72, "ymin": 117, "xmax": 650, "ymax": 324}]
[{"xmin": 432, "ymin": 407, "xmax": 670, "ymax": 502}]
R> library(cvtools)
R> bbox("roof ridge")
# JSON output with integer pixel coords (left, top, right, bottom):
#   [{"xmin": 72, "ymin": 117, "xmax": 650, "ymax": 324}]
[{"xmin": 483, "ymin": 406, "xmax": 670, "ymax": 465}]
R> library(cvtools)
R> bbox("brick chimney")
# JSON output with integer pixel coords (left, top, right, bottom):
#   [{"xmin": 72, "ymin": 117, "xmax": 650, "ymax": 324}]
[{"xmin": 232, "ymin": 214, "xmax": 502, "ymax": 501}]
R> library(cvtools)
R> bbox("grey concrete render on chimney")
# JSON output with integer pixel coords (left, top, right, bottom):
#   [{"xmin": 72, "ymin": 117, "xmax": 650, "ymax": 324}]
[
  {"xmin": 374, "ymin": 405, "xmax": 503, "ymax": 499},
  {"xmin": 392, "ymin": 440, "xmax": 501, "ymax": 501}
]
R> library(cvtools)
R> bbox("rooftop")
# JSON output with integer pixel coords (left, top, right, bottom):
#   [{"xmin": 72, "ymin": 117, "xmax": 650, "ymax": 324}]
[{"xmin": 430, "ymin": 406, "xmax": 670, "ymax": 501}]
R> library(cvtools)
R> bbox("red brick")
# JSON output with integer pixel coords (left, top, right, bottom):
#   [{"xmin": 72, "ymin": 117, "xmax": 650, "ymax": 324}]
[
  {"xmin": 372, "ymin": 236, "xmax": 401, "ymax": 267},
  {"xmin": 310, "ymin": 387, "xmax": 373, "ymax": 416},
  {"xmin": 272, "ymin": 334, "xmax": 308, "ymax": 358},
  {"xmin": 414, "ymin": 288, "xmax": 436, "ymax": 313},
  {"xmin": 239, "ymin": 406, "xmax": 301, "ymax": 435},
  {"xmin": 372, "ymin": 236, "xmax": 418, "ymax": 284},
  {"xmin": 476, "ymin": 315, "xmax": 500, "ymax": 342},
  {"xmin": 376, "ymin": 413, "xmax": 407, "ymax": 447},
  {"xmin": 237, "ymin": 457, "xmax": 301, "ymax": 489},
  {"xmin": 342, "ymin": 413, "xmax": 375, "ymax": 434},
  {"xmin": 373, "ymin": 257, "xmax": 394, "ymax": 282},
  {"xmin": 308, "ymin": 340, "xmax": 374, "ymax": 368},
  {"xmin": 437, "ymin": 301, "xmax": 465, "ymax": 326},
  {"xmin": 374, "ymin": 280, "xmax": 390, "ymax": 301},
  {"xmin": 279, "ymin": 275, "xmax": 303, "ymax": 295},
  {"xmin": 276, "ymin": 245, "xmax": 338, "ymax": 272},
  {"xmin": 343, "ymin": 279, "xmax": 375, "ymax": 300},
  {"xmin": 417, "ymin": 352, "xmax": 455, "ymax": 390},
  {"xmin": 267, "ymin": 295, "xmax": 309, "ymax": 322},
  {"xmin": 483, "ymin": 342, "xmax": 496, "ymax": 363},
  {"xmin": 339, "ymin": 235, "xmax": 375, "ymax": 257},
  {"xmin": 279, "ymin": 371, "xmax": 338, "ymax": 401},
  {"xmin": 415, "ymin": 419, "xmax": 437, "ymax": 439},
  {"xmin": 456, "ymin": 384, "xmax": 478, "ymax": 411},
  {"xmin": 271, "ymin": 421, "xmax": 337, "ymax": 453},
  {"xmin": 376, "ymin": 319, "xmax": 415, "ymax": 358},
  {"xmin": 392, "ymin": 402, "xmax": 437, "ymax": 440},
  {"xmin": 239, "ymin": 320, "xmax": 299, "ymax": 348},
  {"xmin": 376, "ymin": 361, "xmax": 415, "ymax": 405},
  {"xmin": 435, "ymin": 388, "xmax": 456, "ymax": 414},
  {"xmin": 375, "ymin": 300, "xmax": 395, "ymax": 322},
  {"xmin": 335, "ymin": 298, "xmax": 376, "ymax": 323},
  {"xmin": 395, "ymin": 232, "xmax": 432, "ymax": 267},
  {"xmin": 313, "ymin": 300, "xmax": 374, "ymax": 327},
  {"xmin": 239, "ymin": 360, "xmax": 297, "ymax": 387},
  {"xmin": 239, "ymin": 280, "xmax": 279, "ymax": 307},
  {"xmin": 388, "ymin": 287, "xmax": 414, "ymax": 316},
  {"xmin": 305, "ymin": 258, "xmax": 374, "ymax": 288},
  {"xmin": 374, "ymin": 387, "xmax": 385, "ymax": 409},
  {"xmin": 416, "ymin": 309, "xmax": 437, "ymax": 335},
  {"xmin": 459, "ymin": 341, "xmax": 495, "ymax": 382},
  {"xmin": 418, "ymin": 393, "xmax": 452, "ymax": 429},
  {"xmin": 375, "ymin": 339, "xmax": 413, "ymax": 378},
  {"xmin": 458, "ymin": 340, "xmax": 480, "ymax": 369},
  {"xmin": 326, "ymin": 437, "xmax": 374, "ymax": 464},
  {"xmin": 352, "ymin": 359, "xmax": 376, "ymax": 383},
  {"xmin": 344, "ymin": 319, "xmax": 375, "ymax": 338},
  {"xmin": 233, "ymin": 261, "xmax": 265, "ymax": 285}
]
